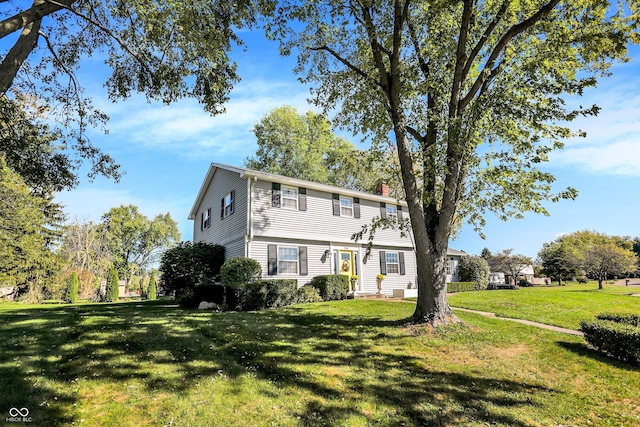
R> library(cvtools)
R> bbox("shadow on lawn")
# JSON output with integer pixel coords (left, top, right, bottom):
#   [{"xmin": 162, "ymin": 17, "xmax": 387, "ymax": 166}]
[
  {"xmin": 0, "ymin": 300, "xmax": 552, "ymax": 426},
  {"xmin": 557, "ymin": 341, "xmax": 640, "ymax": 372}
]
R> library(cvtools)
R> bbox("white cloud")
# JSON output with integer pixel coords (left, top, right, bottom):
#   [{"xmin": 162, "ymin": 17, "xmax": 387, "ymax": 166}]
[
  {"xmin": 91, "ymin": 76, "xmax": 316, "ymax": 159},
  {"xmin": 550, "ymin": 75, "xmax": 640, "ymax": 175}
]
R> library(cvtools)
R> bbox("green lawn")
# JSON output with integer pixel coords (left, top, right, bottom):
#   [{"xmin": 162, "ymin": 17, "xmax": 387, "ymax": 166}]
[
  {"xmin": 448, "ymin": 281, "xmax": 640, "ymax": 330},
  {"xmin": 0, "ymin": 296, "xmax": 638, "ymax": 426}
]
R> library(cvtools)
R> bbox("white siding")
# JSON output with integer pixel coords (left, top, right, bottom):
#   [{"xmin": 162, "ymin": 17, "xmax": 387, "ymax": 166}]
[
  {"xmin": 250, "ymin": 180, "xmax": 413, "ymax": 248},
  {"xmin": 249, "ymin": 237, "xmax": 333, "ymax": 286},
  {"xmin": 193, "ymin": 168, "xmax": 247, "ymax": 248},
  {"xmin": 361, "ymin": 247, "xmax": 417, "ymax": 296},
  {"xmin": 225, "ymin": 237, "xmax": 246, "ymax": 260}
]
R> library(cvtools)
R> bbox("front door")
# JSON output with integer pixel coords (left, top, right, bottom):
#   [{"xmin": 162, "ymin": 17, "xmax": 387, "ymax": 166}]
[{"xmin": 339, "ymin": 250, "xmax": 354, "ymax": 277}]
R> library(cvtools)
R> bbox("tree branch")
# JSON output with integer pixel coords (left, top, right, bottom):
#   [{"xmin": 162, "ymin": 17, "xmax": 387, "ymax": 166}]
[
  {"xmin": 450, "ymin": 0, "xmax": 474, "ymax": 116},
  {"xmin": 309, "ymin": 45, "xmax": 378, "ymax": 87},
  {"xmin": 460, "ymin": 0, "xmax": 561, "ymax": 111},
  {"xmin": 44, "ymin": 0, "xmax": 156, "ymax": 79},
  {"xmin": 0, "ymin": 17, "xmax": 42, "ymax": 94},
  {"xmin": 0, "ymin": 0, "xmax": 72, "ymax": 39},
  {"xmin": 462, "ymin": 0, "xmax": 510, "ymax": 81},
  {"xmin": 406, "ymin": 8, "xmax": 429, "ymax": 81}
]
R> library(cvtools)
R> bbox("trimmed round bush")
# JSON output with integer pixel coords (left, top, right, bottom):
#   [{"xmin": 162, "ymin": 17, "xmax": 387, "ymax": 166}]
[
  {"xmin": 457, "ymin": 255, "xmax": 490, "ymax": 289},
  {"xmin": 309, "ymin": 275, "xmax": 349, "ymax": 301},
  {"xmin": 296, "ymin": 285, "xmax": 323, "ymax": 304},
  {"xmin": 220, "ymin": 257, "xmax": 262, "ymax": 288}
]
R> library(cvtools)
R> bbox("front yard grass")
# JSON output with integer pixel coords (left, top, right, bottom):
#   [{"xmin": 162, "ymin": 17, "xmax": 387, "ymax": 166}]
[
  {"xmin": 0, "ymin": 297, "xmax": 638, "ymax": 426},
  {"xmin": 448, "ymin": 281, "xmax": 640, "ymax": 330}
]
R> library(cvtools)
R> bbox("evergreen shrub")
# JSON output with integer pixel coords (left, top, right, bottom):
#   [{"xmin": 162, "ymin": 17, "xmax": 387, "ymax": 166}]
[
  {"xmin": 147, "ymin": 271, "xmax": 157, "ymax": 300},
  {"xmin": 581, "ymin": 317, "xmax": 640, "ymax": 365},
  {"xmin": 105, "ymin": 268, "xmax": 119, "ymax": 302},
  {"xmin": 220, "ymin": 257, "xmax": 262, "ymax": 288},
  {"xmin": 64, "ymin": 272, "xmax": 79, "ymax": 304},
  {"xmin": 446, "ymin": 281, "xmax": 480, "ymax": 293},
  {"xmin": 296, "ymin": 285, "xmax": 323, "ymax": 304},
  {"xmin": 309, "ymin": 275, "xmax": 350, "ymax": 301},
  {"xmin": 457, "ymin": 255, "xmax": 490, "ymax": 289}
]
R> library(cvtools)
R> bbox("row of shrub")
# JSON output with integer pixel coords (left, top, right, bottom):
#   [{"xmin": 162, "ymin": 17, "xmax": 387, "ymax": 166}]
[
  {"xmin": 176, "ymin": 279, "xmax": 324, "ymax": 310},
  {"xmin": 166, "ymin": 254, "xmax": 353, "ymax": 311},
  {"xmin": 580, "ymin": 313, "xmax": 640, "ymax": 365},
  {"xmin": 447, "ymin": 281, "xmax": 483, "ymax": 293}
]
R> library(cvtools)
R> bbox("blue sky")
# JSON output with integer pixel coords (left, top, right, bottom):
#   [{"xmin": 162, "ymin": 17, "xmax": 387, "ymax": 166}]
[{"xmin": 54, "ymin": 30, "xmax": 640, "ymax": 260}]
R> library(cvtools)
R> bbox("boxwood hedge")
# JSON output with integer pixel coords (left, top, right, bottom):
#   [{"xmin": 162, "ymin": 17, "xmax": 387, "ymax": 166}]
[
  {"xmin": 581, "ymin": 313, "xmax": 640, "ymax": 365},
  {"xmin": 447, "ymin": 282, "xmax": 482, "ymax": 293},
  {"xmin": 309, "ymin": 275, "xmax": 350, "ymax": 301}
]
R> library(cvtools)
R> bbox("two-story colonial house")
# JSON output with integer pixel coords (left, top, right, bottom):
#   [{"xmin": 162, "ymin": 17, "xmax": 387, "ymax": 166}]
[{"xmin": 189, "ymin": 163, "xmax": 462, "ymax": 296}]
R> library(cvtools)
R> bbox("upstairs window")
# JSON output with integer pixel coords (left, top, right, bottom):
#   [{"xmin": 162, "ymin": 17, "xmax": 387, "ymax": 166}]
[
  {"xmin": 281, "ymin": 186, "xmax": 298, "ymax": 210},
  {"xmin": 201, "ymin": 208, "xmax": 211, "ymax": 230},
  {"xmin": 386, "ymin": 205, "xmax": 397, "ymax": 221},
  {"xmin": 221, "ymin": 191, "xmax": 235, "ymax": 218},
  {"xmin": 340, "ymin": 197, "xmax": 353, "ymax": 217}
]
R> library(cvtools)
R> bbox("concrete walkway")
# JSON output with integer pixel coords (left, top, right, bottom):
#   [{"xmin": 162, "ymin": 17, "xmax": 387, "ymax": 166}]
[
  {"xmin": 452, "ymin": 307, "xmax": 584, "ymax": 336},
  {"xmin": 357, "ymin": 295, "xmax": 584, "ymax": 336}
]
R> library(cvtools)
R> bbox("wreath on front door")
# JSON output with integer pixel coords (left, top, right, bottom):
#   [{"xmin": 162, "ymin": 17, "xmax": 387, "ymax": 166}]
[{"xmin": 341, "ymin": 260, "xmax": 351, "ymax": 272}]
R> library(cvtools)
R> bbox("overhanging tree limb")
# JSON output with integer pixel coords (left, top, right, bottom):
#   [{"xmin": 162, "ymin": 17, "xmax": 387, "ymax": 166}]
[
  {"xmin": 461, "ymin": 0, "xmax": 561, "ymax": 110},
  {"xmin": 0, "ymin": 18, "xmax": 41, "ymax": 94},
  {"xmin": 0, "ymin": 0, "xmax": 72, "ymax": 39},
  {"xmin": 45, "ymin": 0, "xmax": 156, "ymax": 81}
]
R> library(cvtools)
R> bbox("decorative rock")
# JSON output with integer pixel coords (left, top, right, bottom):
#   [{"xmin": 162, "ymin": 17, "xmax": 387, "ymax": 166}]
[{"xmin": 198, "ymin": 301, "xmax": 217, "ymax": 310}]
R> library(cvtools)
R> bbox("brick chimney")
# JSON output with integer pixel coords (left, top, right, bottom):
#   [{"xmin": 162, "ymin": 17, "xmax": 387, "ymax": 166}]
[{"xmin": 375, "ymin": 182, "xmax": 389, "ymax": 197}]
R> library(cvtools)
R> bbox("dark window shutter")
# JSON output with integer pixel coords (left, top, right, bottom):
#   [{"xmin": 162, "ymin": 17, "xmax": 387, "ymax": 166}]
[
  {"xmin": 230, "ymin": 190, "xmax": 235, "ymax": 215},
  {"xmin": 200, "ymin": 212, "xmax": 204, "ymax": 230},
  {"xmin": 272, "ymin": 183, "xmax": 281, "ymax": 208},
  {"xmin": 379, "ymin": 251, "xmax": 387, "ymax": 275},
  {"xmin": 220, "ymin": 198, "xmax": 225, "ymax": 218},
  {"xmin": 380, "ymin": 202, "xmax": 387, "ymax": 219},
  {"xmin": 397, "ymin": 206, "xmax": 403, "ymax": 221},
  {"xmin": 332, "ymin": 193, "xmax": 340, "ymax": 216},
  {"xmin": 299, "ymin": 187, "xmax": 307, "ymax": 211},
  {"xmin": 299, "ymin": 246, "xmax": 308, "ymax": 276},
  {"xmin": 399, "ymin": 252, "xmax": 406, "ymax": 275},
  {"xmin": 354, "ymin": 197, "xmax": 361, "ymax": 219},
  {"xmin": 268, "ymin": 244, "xmax": 277, "ymax": 275}
]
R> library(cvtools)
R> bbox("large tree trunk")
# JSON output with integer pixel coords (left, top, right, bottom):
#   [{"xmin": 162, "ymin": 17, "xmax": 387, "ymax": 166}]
[
  {"xmin": 412, "ymin": 240, "xmax": 460, "ymax": 325},
  {"xmin": 377, "ymin": 1, "xmax": 461, "ymax": 326},
  {"xmin": 390, "ymin": 112, "xmax": 461, "ymax": 326}
]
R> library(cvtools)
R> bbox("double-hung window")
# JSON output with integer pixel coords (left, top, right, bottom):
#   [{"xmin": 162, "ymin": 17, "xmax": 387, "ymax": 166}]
[
  {"xmin": 386, "ymin": 252, "xmax": 400, "ymax": 274},
  {"xmin": 278, "ymin": 247, "xmax": 298, "ymax": 274},
  {"xmin": 221, "ymin": 191, "xmax": 234, "ymax": 218},
  {"xmin": 281, "ymin": 186, "xmax": 298, "ymax": 210},
  {"xmin": 386, "ymin": 205, "xmax": 397, "ymax": 221},
  {"xmin": 201, "ymin": 208, "xmax": 211, "ymax": 229},
  {"xmin": 340, "ymin": 197, "xmax": 353, "ymax": 217},
  {"xmin": 203, "ymin": 208, "xmax": 211, "ymax": 228}
]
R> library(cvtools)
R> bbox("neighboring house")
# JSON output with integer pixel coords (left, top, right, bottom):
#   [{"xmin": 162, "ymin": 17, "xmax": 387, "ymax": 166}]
[
  {"xmin": 487, "ymin": 262, "xmax": 535, "ymax": 286},
  {"xmin": 445, "ymin": 248, "xmax": 465, "ymax": 283},
  {"xmin": 189, "ymin": 163, "xmax": 464, "ymax": 296}
]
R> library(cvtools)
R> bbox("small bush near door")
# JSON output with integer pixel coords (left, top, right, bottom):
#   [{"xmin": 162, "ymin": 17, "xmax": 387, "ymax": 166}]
[
  {"xmin": 227, "ymin": 279, "xmax": 298, "ymax": 311},
  {"xmin": 309, "ymin": 275, "xmax": 350, "ymax": 301},
  {"xmin": 296, "ymin": 285, "xmax": 322, "ymax": 303}
]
